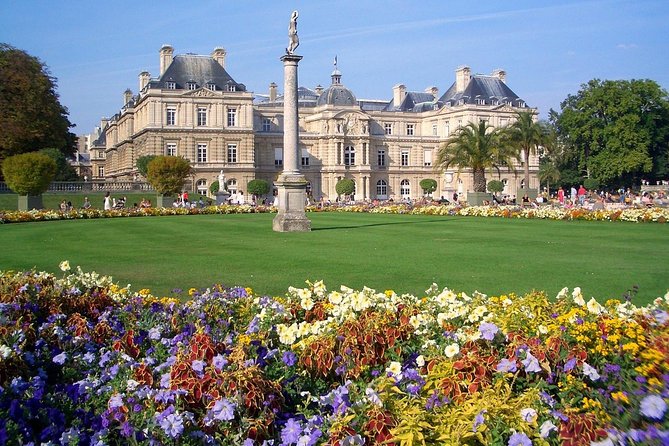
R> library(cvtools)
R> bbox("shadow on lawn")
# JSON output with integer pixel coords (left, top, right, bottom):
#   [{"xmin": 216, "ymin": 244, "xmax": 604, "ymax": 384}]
[{"xmin": 312, "ymin": 218, "xmax": 448, "ymax": 231}]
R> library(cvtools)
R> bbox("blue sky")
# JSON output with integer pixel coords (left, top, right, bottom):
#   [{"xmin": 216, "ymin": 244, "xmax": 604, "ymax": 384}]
[{"xmin": 1, "ymin": 0, "xmax": 668, "ymax": 135}]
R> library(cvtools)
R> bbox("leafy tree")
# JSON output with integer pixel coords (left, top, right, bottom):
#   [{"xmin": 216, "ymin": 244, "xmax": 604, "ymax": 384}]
[
  {"xmin": 247, "ymin": 179, "xmax": 270, "ymax": 199},
  {"xmin": 0, "ymin": 44, "xmax": 76, "ymax": 172},
  {"xmin": 146, "ymin": 156, "xmax": 192, "ymax": 195},
  {"xmin": 209, "ymin": 180, "xmax": 220, "ymax": 195},
  {"xmin": 39, "ymin": 148, "xmax": 78, "ymax": 181},
  {"xmin": 2, "ymin": 152, "xmax": 56, "ymax": 195},
  {"xmin": 506, "ymin": 111, "xmax": 549, "ymax": 191},
  {"xmin": 335, "ymin": 178, "xmax": 355, "ymax": 197},
  {"xmin": 436, "ymin": 121, "xmax": 517, "ymax": 192},
  {"xmin": 487, "ymin": 179, "xmax": 504, "ymax": 195},
  {"xmin": 136, "ymin": 155, "xmax": 157, "ymax": 178},
  {"xmin": 419, "ymin": 178, "xmax": 437, "ymax": 196},
  {"xmin": 538, "ymin": 162, "xmax": 560, "ymax": 196},
  {"xmin": 553, "ymin": 79, "xmax": 669, "ymax": 187},
  {"xmin": 583, "ymin": 178, "xmax": 600, "ymax": 191}
]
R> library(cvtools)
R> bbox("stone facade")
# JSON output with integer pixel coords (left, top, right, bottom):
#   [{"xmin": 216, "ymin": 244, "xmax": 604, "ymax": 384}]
[{"xmin": 98, "ymin": 47, "xmax": 539, "ymax": 202}]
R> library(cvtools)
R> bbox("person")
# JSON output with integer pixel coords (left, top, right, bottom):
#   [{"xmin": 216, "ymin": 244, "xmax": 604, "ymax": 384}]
[
  {"xmin": 237, "ymin": 190, "xmax": 245, "ymax": 205},
  {"xmin": 83, "ymin": 197, "xmax": 92, "ymax": 209},
  {"xmin": 522, "ymin": 194, "xmax": 531, "ymax": 207},
  {"xmin": 570, "ymin": 186, "xmax": 578, "ymax": 205},
  {"xmin": 557, "ymin": 187, "xmax": 565, "ymax": 205},
  {"xmin": 59, "ymin": 200, "xmax": 68, "ymax": 212},
  {"xmin": 452, "ymin": 192, "xmax": 458, "ymax": 203},
  {"xmin": 577, "ymin": 184, "xmax": 587, "ymax": 206},
  {"xmin": 104, "ymin": 191, "xmax": 112, "ymax": 210}
]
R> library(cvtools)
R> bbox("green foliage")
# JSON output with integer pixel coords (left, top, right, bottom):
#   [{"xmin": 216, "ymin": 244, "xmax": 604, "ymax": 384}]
[
  {"xmin": 583, "ymin": 178, "xmax": 600, "ymax": 191},
  {"xmin": 146, "ymin": 156, "xmax": 192, "ymax": 195},
  {"xmin": 39, "ymin": 147, "xmax": 78, "ymax": 181},
  {"xmin": 553, "ymin": 79, "xmax": 669, "ymax": 187},
  {"xmin": 0, "ymin": 44, "xmax": 76, "ymax": 168},
  {"xmin": 335, "ymin": 178, "xmax": 355, "ymax": 197},
  {"xmin": 2, "ymin": 152, "xmax": 56, "ymax": 195},
  {"xmin": 247, "ymin": 179, "xmax": 270, "ymax": 197},
  {"xmin": 436, "ymin": 121, "xmax": 517, "ymax": 192},
  {"xmin": 136, "ymin": 155, "xmax": 157, "ymax": 178},
  {"xmin": 419, "ymin": 178, "xmax": 437, "ymax": 194},
  {"xmin": 487, "ymin": 180, "xmax": 504, "ymax": 194},
  {"xmin": 505, "ymin": 111, "xmax": 549, "ymax": 190},
  {"xmin": 209, "ymin": 180, "xmax": 220, "ymax": 194}
]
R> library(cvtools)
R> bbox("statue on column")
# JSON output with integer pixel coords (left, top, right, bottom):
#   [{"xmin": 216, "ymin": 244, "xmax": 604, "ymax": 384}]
[
  {"xmin": 287, "ymin": 10, "xmax": 299, "ymax": 54},
  {"xmin": 218, "ymin": 170, "xmax": 226, "ymax": 191}
]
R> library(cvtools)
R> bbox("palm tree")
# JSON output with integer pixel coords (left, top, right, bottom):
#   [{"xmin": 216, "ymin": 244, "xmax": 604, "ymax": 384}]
[
  {"xmin": 538, "ymin": 162, "xmax": 561, "ymax": 197},
  {"xmin": 436, "ymin": 120, "xmax": 517, "ymax": 192},
  {"xmin": 506, "ymin": 111, "xmax": 548, "ymax": 192}
]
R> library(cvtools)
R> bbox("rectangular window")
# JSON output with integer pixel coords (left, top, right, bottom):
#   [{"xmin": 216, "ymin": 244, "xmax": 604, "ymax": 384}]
[
  {"xmin": 262, "ymin": 118, "xmax": 271, "ymax": 132},
  {"xmin": 344, "ymin": 146, "xmax": 355, "ymax": 166},
  {"xmin": 424, "ymin": 149, "xmax": 433, "ymax": 166},
  {"xmin": 377, "ymin": 148, "xmax": 386, "ymax": 167},
  {"xmin": 444, "ymin": 123, "xmax": 450, "ymax": 137},
  {"xmin": 301, "ymin": 148, "xmax": 310, "ymax": 167},
  {"xmin": 197, "ymin": 107, "xmax": 207, "ymax": 126},
  {"xmin": 227, "ymin": 108, "xmax": 237, "ymax": 127},
  {"xmin": 407, "ymin": 124, "xmax": 414, "ymax": 136},
  {"xmin": 274, "ymin": 147, "xmax": 283, "ymax": 167},
  {"xmin": 197, "ymin": 143, "xmax": 207, "ymax": 163},
  {"xmin": 401, "ymin": 150, "xmax": 409, "ymax": 166},
  {"xmin": 166, "ymin": 107, "xmax": 176, "ymax": 126},
  {"xmin": 384, "ymin": 123, "xmax": 392, "ymax": 135},
  {"xmin": 227, "ymin": 144, "xmax": 238, "ymax": 163},
  {"xmin": 432, "ymin": 124, "xmax": 438, "ymax": 136},
  {"xmin": 165, "ymin": 81, "xmax": 176, "ymax": 90},
  {"xmin": 166, "ymin": 143, "xmax": 177, "ymax": 156},
  {"xmin": 97, "ymin": 166, "xmax": 104, "ymax": 178},
  {"xmin": 188, "ymin": 83, "xmax": 197, "ymax": 90}
]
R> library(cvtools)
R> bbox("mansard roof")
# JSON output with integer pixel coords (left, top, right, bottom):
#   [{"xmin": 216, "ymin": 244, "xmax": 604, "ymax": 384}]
[
  {"xmin": 151, "ymin": 54, "xmax": 246, "ymax": 91},
  {"xmin": 439, "ymin": 74, "xmax": 526, "ymax": 107}
]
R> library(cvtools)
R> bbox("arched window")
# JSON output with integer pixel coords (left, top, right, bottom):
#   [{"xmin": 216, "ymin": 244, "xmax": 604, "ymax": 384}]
[
  {"xmin": 502, "ymin": 178, "xmax": 509, "ymax": 193},
  {"xmin": 227, "ymin": 179, "xmax": 237, "ymax": 193},
  {"xmin": 196, "ymin": 179, "xmax": 208, "ymax": 196},
  {"xmin": 400, "ymin": 179, "xmax": 411, "ymax": 197},
  {"xmin": 376, "ymin": 179, "xmax": 388, "ymax": 199}
]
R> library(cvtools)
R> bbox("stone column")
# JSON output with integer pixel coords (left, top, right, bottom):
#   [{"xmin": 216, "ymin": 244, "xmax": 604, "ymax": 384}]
[{"xmin": 272, "ymin": 54, "xmax": 311, "ymax": 232}]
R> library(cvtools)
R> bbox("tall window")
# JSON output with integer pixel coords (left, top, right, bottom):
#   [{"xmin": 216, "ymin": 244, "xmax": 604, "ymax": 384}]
[
  {"xmin": 227, "ymin": 179, "xmax": 237, "ymax": 193},
  {"xmin": 406, "ymin": 124, "xmax": 414, "ymax": 136},
  {"xmin": 444, "ymin": 123, "xmax": 450, "ymax": 137},
  {"xmin": 166, "ymin": 143, "xmax": 177, "ymax": 156},
  {"xmin": 227, "ymin": 108, "xmax": 237, "ymax": 127},
  {"xmin": 301, "ymin": 148, "xmax": 310, "ymax": 167},
  {"xmin": 206, "ymin": 83, "xmax": 216, "ymax": 91},
  {"xmin": 227, "ymin": 144, "xmax": 238, "ymax": 163},
  {"xmin": 97, "ymin": 166, "xmax": 104, "ymax": 178},
  {"xmin": 262, "ymin": 118, "xmax": 271, "ymax": 132},
  {"xmin": 377, "ymin": 148, "xmax": 386, "ymax": 167},
  {"xmin": 401, "ymin": 150, "xmax": 409, "ymax": 167},
  {"xmin": 400, "ymin": 179, "xmax": 411, "ymax": 197},
  {"xmin": 344, "ymin": 145, "xmax": 355, "ymax": 166},
  {"xmin": 197, "ymin": 107, "xmax": 207, "ymax": 126},
  {"xmin": 165, "ymin": 81, "xmax": 176, "ymax": 89},
  {"xmin": 376, "ymin": 179, "xmax": 388, "ymax": 198},
  {"xmin": 166, "ymin": 107, "xmax": 176, "ymax": 126},
  {"xmin": 187, "ymin": 82, "xmax": 197, "ymax": 90},
  {"xmin": 274, "ymin": 147, "xmax": 283, "ymax": 167},
  {"xmin": 432, "ymin": 124, "xmax": 438, "ymax": 136},
  {"xmin": 384, "ymin": 123, "xmax": 392, "ymax": 135},
  {"xmin": 196, "ymin": 179, "xmax": 208, "ymax": 195},
  {"xmin": 197, "ymin": 143, "xmax": 208, "ymax": 163},
  {"xmin": 423, "ymin": 149, "xmax": 432, "ymax": 167}
]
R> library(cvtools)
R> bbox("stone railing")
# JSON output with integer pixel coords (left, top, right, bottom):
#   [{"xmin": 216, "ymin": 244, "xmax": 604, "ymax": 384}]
[{"xmin": 0, "ymin": 181, "xmax": 156, "ymax": 194}]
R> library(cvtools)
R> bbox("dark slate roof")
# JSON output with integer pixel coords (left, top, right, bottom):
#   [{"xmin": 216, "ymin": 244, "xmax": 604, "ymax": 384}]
[
  {"xmin": 359, "ymin": 99, "xmax": 391, "ymax": 111},
  {"xmin": 396, "ymin": 92, "xmax": 436, "ymax": 111},
  {"xmin": 150, "ymin": 54, "xmax": 246, "ymax": 91},
  {"xmin": 92, "ymin": 131, "xmax": 106, "ymax": 147},
  {"xmin": 438, "ymin": 75, "xmax": 526, "ymax": 107},
  {"xmin": 257, "ymin": 87, "xmax": 319, "ymax": 107},
  {"xmin": 316, "ymin": 70, "xmax": 357, "ymax": 107}
]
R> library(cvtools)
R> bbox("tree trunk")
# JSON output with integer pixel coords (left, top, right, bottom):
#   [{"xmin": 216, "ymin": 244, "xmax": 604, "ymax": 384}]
[
  {"xmin": 524, "ymin": 148, "xmax": 531, "ymax": 190},
  {"xmin": 473, "ymin": 168, "xmax": 486, "ymax": 192}
]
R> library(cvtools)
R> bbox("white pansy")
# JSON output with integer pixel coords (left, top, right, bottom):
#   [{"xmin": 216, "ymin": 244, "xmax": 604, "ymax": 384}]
[
  {"xmin": 538, "ymin": 325, "xmax": 548, "ymax": 334},
  {"xmin": 502, "ymin": 298, "xmax": 513, "ymax": 307},
  {"xmin": 312, "ymin": 280, "xmax": 326, "ymax": 297},
  {"xmin": 0, "ymin": 345, "xmax": 11, "ymax": 359},
  {"xmin": 416, "ymin": 355, "xmax": 425, "ymax": 367},
  {"xmin": 586, "ymin": 298, "xmax": 604, "ymax": 315},
  {"xmin": 300, "ymin": 295, "xmax": 314, "ymax": 311},
  {"xmin": 572, "ymin": 287, "xmax": 586, "ymax": 306},
  {"xmin": 520, "ymin": 408, "xmax": 537, "ymax": 423},
  {"xmin": 126, "ymin": 379, "xmax": 140, "ymax": 391},
  {"xmin": 386, "ymin": 361, "xmax": 402, "ymax": 376},
  {"xmin": 444, "ymin": 343, "xmax": 460, "ymax": 358},
  {"xmin": 59, "ymin": 260, "xmax": 71, "ymax": 272},
  {"xmin": 556, "ymin": 287, "xmax": 569, "ymax": 300},
  {"xmin": 328, "ymin": 291, "xmax": 342, "ymax": 305}
]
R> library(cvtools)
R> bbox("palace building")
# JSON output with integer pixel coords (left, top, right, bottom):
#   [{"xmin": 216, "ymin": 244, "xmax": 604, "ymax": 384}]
[{"xmin": 94, "ymin": 45, "xmax": 539, "ymax": 201}]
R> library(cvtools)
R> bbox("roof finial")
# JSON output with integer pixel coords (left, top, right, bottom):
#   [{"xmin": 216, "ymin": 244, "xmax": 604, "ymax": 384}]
[{"xmin": 334, "ymin": 55, "xmax": 338, "ymax": 71}]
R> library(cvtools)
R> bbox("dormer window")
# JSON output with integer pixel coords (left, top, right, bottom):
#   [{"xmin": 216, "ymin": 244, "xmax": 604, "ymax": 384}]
[
  {"xmin": 457, "ymin": 99, "xmax": 465, "ymax": 106},
  {"xmin": 165, "ymin": 81, "xmax": 176, "ymax": 90},
  {"xmin": 187, "ymin": 82, "xmax": 197, "ymax": 90},
  {"xmin": 226, "ymin": 84, "xmax": 236, "ymax": 92},
  {"xmin": 206, "ymin": 83, "xmax": 216, "ymax": 91},
  {"xmin": 476, "ymin": 97, "xmax": 485, "ymax": 105},
  {"xmin": 491, "ymin": 98, "xmax": 499, "ymax": 106},
  {"xmin": 516, "ymin": 100, "xmax": 525, "ymax": 108}
]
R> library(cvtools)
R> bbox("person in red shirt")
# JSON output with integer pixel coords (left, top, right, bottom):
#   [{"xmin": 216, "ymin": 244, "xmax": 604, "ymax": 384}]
[{"xmin": 577, "ymin": 185, "xmax": 587, "ymax": 206}]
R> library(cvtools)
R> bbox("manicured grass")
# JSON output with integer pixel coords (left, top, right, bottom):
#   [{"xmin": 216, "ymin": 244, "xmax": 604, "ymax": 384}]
[
  {"xmin": 0, "ymin": 192, "xmax": 160, "ymax": 210},
  {"xmin": 0, "ymin": 212, "xmax": 667, "ymax": 304}
]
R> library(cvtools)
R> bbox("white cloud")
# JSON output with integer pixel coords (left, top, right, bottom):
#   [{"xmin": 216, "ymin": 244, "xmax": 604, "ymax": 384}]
[{"xmin": 616, "ymin": 43, "xmax": 638, "ymax": 50}]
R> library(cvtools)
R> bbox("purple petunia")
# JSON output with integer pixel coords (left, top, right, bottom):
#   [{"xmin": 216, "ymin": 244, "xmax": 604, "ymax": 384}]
[
  {"xmin": 497, "ymin": 358, "xmax": 518, "ymax": 373},
  {"xmin": 53, "ymin": 352, "xmax": 67, "ymax": 365},
  {"xmin": 212, "ymin": 354, "xmax": 228, "ymax": 370},
  {"xmin": 473, "ymin": 409, "xmax": 486, "ymax": 432},
  {"xmin": 157, "ymin": 406, "xmax": 185, "ymax": 439},
  {"xmin": 521, "ymin": 351, "xmax": 541, "ymax": 374},
  {"xmin": 563, "ymin": 357, "xmax": 577, "ymax": 372},
  {"xmin": 281, "ymin": 418, "xmax": 302, "ymax": 445},
  {"xmin": 640, "ymin": 395, "xmax": 667, "ymax": 420},
  {"xmin": 508, "ymin": 431, "xmax": 532, "ymax": 446},
  {"xmin": 479, "ymin": 321, "xmax": 499, "ymax": 341},
  {"xmin": 282, "ymin": 351, "xmax": 297, "ymax": 367}
]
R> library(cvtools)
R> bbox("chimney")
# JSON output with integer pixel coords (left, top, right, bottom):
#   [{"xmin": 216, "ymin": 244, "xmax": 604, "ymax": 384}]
[
  {"xmin": 139, "ymin": 71, "xmax": 150, "ymax": 90},
  {"xmin": 455, "ymin": 65, "xmax": 471, "ymax": 93},
  {"xmin": 393, "ymin": 84, "xmax": 406, "ymax": 108},
  {"xmin": 212, "ymin": 47, "xmax": 226, "ymax": 68},
  {"xmin": 159, "ymin": 44, "xmax": 174, "ymax": 76},
  {"xmin": 100, "ymin": 117, "xmax": 109, "ymax": 129},
  {"xmin": 314, "ymin": 84, "xmax": 324, "ymax": 96},
  {"xmin": 269, "ymin": 82, "xmax": 278, "ymax": 102},
  {"xmin": 491, "ymin": 68, "xmax": 506, "ymax": 83},
  {"xmin": 123, "ymin": 89, "xmax": 132, "ymax": 105},
  {"xmin": 425, "ymin": 86, "xmax": 439, "ymax": 99}
]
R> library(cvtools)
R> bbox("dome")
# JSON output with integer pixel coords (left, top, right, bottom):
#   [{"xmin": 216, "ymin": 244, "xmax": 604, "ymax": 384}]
[{"xmin": 316, "ymin": 69, "xmax": 357, "ymax": 107}]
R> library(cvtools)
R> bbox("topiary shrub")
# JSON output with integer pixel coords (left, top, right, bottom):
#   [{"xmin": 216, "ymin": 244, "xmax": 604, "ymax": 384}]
[
  {"xmin": 146, "ymin": 156, "xmax": 192, "ymax": 196},
  {"xmin": 209, "ymin": 180, "xmax": 220, "ymax": 195},
  {"xmin": 487, "ymin": 180, "xmax": 504, "ymax": 194},
  {"xmin": 2, "ymin": 152, "xmax": 56, "ymax": 195},
  {"xmin": 335, "ymin": 178, "xmax": 355, "ymax": 198},
  {"xmin": 247, "ymin": 179, "xmax": 270, "ymax": 199},
  {"xmin": 419, "ymin": 178, "xmax": 437, "ymax": 195}
]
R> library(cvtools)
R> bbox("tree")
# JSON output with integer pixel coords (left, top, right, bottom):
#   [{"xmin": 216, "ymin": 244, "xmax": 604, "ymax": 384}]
[
  {"xmin": 487, "ymin": 179, "xmax": 504, "ymax": 195},
  {"xmin": 436, "ymin": 121, "xmax": 517, "ymax": 192},
  {"xmin": 2, "ymin": 152, "xmax": 56, "ymax": 195},
  {"xmin": 136, "ymin": 155, "xmax": 157, "ymax": 178},
  {"xmin": 538, "ymin": 162, "xmax": 560, "ymax": 196},
  {"xmin": 335, "ymin": 178, "xmax": 355, "ymax": 198},
  {"xmin": 0, "ymin": 44, "xmax": 76, "ymax": 171},
  {"xmin": 419, "ymin": 178, "xmax": 437, "ymax": 196},
  {"xmin": 209, "ymin": 180, "xmax": 220, "ymax": 195},
  {"xmin": 247, "ymin": 179, "xmax": 270, "ymax": 199},
  {"xmin": 553, "ymin": 79, "xmax": 669, "ymax": 187},
  {"xmin": 146, "ymin": 156, "xmax": 192, "ymax": 195},
  {"xmin": 39, "ymin": 148, "xmax": 78, "ymax": 181},
  {"xmin": 506, "ymin": 111, "xmax": 548, "ymax": 191}
]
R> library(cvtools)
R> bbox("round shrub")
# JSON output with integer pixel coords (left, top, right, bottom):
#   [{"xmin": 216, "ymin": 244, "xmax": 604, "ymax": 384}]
[
  {"xmin": 2, "ymin": 152, "xmax": 56, "ymax": 195},
  {"xmin": 420, "ymin": 178, "xmax": 438, "ymax": 195},
  {"xmin": 335, "ymin": 178, "xmax": 355, "ymax": 197},
  {"xmin": 487, "ymin": 180, "xmax": 504, "ymax": 194},
  {"xmin": 247, "ymin": 179, "xmax": 270, "ymax": 197},
  {"xmin": 146, "ymin": 156, "xmax": 192, "ymax": 195}
]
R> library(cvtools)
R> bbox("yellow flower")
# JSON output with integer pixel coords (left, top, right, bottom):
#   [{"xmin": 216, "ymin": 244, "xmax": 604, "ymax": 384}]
[
  {"xmin": 611, "ymin": 391, "xmax": 629, "ymax": 404},
  {"xmin": 188, "ymin": 288, "xmax": 198, "ymax": 296}
]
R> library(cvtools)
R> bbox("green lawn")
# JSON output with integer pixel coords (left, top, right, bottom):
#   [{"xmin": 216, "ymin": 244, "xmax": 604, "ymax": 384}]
[
  {"xmin": 0, "ymin": 192, "xmax": 162, "ymax": 210},
  {"xmin": 0, "ymin": 212, "xmax": 667, "ymax": 304}
]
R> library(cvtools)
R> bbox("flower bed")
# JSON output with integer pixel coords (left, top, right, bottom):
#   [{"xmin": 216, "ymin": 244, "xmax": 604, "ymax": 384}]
[
  {"xmin": 0, "ymin": 264, "xmax": 667, "ymax": 445},
  {"xmin": 1, "ymin": 203, "xmax": 668, "ymax": 224}
]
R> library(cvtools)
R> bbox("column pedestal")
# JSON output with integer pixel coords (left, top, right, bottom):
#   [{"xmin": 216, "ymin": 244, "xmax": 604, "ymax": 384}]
[{"xmin": 272, "ymin": 173, "xmax": 311, "ymax": 232}]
